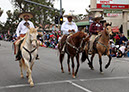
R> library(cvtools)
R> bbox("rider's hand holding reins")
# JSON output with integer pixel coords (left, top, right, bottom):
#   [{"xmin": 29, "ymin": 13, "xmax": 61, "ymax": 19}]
[
  {"xmin": 68, "ymin": 30, "xmax": 72, "ymax": 32},
  {"xmin": 72, "ymin": 29, "xmax": 75, "ymax": 32}
]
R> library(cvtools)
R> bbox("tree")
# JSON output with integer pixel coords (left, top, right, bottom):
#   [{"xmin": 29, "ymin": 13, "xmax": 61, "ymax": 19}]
[
  {"xmin": 0, "ymin": 7, "xmax": 4, "ymax": 33},
  {"xmin": 11, "ymin": 0, "xmax": 61, "ymax": 29},
  {"xmin": 4, "ymin": 9, "xmax": 20, "ymax": 34}
]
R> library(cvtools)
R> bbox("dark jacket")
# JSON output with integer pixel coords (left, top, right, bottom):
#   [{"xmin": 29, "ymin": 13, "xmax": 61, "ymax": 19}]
[
  {"xmin": 119, "ymin": 36, "xmax": 128, "ymax": 45},
  {"xmin": 89, "ymin": 22, "xmax": 103, "ymax": 35}
]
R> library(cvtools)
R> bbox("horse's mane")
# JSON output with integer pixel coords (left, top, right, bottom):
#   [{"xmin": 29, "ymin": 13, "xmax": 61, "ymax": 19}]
[
  {"xmin": 29, "ymin": 28, "xmax": 37, "ymax": 33},
  {"xmin": 72, "ymin": 31, "xmax": 87, "ymax": 39}
]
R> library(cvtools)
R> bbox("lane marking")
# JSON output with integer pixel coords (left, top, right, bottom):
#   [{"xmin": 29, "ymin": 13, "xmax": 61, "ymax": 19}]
[
  {"xmin": 0, "ymin": 76, "xmax": 129, "ymax": 89},
  {"xmin": 79, "ymin": 76, "xmax": 129, "ymax": 81},
  {"xmin": 68, "ymin": 81, "xmax": 92, "ymax": 92}
]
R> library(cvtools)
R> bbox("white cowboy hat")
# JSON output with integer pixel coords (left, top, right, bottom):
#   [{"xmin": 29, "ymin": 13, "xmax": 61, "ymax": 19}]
[
  {"xmin": 92, "ymin": 12, "xmax": 103, "ymax": 20},
  {"xmin": 63, "ymin": 13, "xmax": 76, "ymax": 19},
  {"xmin": 19, "ymin": 12, "xmax": 34, "ymax": 19}
]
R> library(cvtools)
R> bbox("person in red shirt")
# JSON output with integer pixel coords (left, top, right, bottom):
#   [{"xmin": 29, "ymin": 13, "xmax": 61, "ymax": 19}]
[
  {"xmin": 114, "ymin": 34, "xmax": 120, "ymax": 45},
  {"xmin": 89, "ymin": 15, "xmax": 103, "ymax": 52}
]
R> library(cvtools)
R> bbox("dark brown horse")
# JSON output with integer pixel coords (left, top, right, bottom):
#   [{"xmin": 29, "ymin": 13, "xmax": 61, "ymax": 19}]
[
  {"xmin": 58, "ymin": 31, "xmax": 90, "ymax": 78},
  {"xmin": 81, "ymin": 23, "xmax": 112, "ymax": 73}
]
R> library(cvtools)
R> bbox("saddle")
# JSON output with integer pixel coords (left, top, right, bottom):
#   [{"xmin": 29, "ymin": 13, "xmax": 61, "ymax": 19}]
[
  {"xmin": 93, "ymin": 34, "xmax": 108, "ymax": 55},
  {"xmin": 93, "ymin": 34, "xmax": 102, "ymax": 52},
  {"xmin": 58, "ymin": 34, "xmax": 73, "ymax": 54},
  {"xmin": 15, "ymin": 39, "xmax": 24, "ymax": 60}
]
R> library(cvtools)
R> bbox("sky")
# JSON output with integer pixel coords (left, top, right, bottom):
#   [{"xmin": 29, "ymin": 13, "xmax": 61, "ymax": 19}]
[{"xmin": 0, "ymin": 0, "xmax": 90, "ymax": 22}]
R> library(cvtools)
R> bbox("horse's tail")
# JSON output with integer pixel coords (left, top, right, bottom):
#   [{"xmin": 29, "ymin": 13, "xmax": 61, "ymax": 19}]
[
  {"xmin": 81, "ymin": 51, "xmax": 87, "ymax": 63},
  {"xmin": 21, "ymin": 58, "xmax": 26, "ymax": 70}
]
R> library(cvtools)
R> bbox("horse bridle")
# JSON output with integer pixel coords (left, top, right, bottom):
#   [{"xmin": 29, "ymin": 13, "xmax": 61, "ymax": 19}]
[
  {"xmin": 23, "ymin": 39, "xmax": 38, "ymax": 62},
  {"xmin": 23, "ymin": 46, "xmax": 38, "ymax": 62},
  {"xmin": 66, "ymin": 37, "xmax": 85, "ymax": 54},
  {"xmin": 95, "ymin": 28, "xmax": 111, "ymax": 53},
  {"xmin": 31, "ymin": 39, "xmax": 38, "ymax": 45}
]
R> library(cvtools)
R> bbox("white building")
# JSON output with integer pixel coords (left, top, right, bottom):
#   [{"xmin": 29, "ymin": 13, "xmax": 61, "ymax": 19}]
[{"xmin": 90, "ymin": 0, "xmax": 129, "ymax": 37}]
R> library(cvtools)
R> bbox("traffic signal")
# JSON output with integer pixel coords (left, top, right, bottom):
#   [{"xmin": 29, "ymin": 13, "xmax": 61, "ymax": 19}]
[
  {"xmin": 55, "ymin": 15, "xmax": 59, "ymax": 24},
  {"xmin": 60, "ymin": 15, "xmax": 63, "ymax": 25}
]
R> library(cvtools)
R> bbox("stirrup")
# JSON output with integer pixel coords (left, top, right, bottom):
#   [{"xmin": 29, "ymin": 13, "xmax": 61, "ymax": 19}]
[{"xmin": 36, "ymin": 54, "xmax": 40, "ymax": 60}]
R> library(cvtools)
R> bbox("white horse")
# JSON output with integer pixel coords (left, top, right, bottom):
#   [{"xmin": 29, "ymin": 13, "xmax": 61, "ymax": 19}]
[{"xmin": 19, "ymin": 27, "xmax": 38, "ymax": 87}]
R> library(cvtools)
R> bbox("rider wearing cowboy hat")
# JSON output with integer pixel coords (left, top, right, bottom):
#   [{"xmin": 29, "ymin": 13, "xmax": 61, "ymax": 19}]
[
  {"xmin": 89, "ymin": 13, "xmax": 103, "ymax": 53},
  {"xmin": 61, "ymin": 14, "xmax": 78, "ymax": 35},
  {"xmin": 58, "ymin": 14, "xmax": 78, "ymax": 54},
  {"xmin": 16, "ymin": 12, "xmax": 34, "ymax": 38},
  {"xmin": 14, "ymin": 12, "xmax": 35, "ymax": 61}
]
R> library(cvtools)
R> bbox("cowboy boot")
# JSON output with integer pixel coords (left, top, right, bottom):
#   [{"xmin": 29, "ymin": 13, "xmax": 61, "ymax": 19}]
[{"xmin": 36, "ymin": 54, "xmax": 40, "ymax": 60}]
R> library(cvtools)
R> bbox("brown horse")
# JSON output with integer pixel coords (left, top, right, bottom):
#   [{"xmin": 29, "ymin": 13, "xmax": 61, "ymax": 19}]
[
  {"xmin": 81, "ymin": 23, "xmax": 112, "ymax": 73},
  {"xmin": 58, "ymin": 31, "xmax": 90, "ymax": 78}
]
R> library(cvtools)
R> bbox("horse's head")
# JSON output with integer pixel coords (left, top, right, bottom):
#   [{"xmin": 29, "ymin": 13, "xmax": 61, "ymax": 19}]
[
  {"xmin": 105, "ymin": 23, "xmax": 113, "ymax": 36},
  {"xmin": 28, "ymin": 27, "xmax": 39, "ymax": 47}
]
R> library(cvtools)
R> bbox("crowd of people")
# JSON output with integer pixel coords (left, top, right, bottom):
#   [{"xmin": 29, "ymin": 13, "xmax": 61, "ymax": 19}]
[
  {"xmin": 110, "ymin": 33, "xmax": 129, "ymax": 58},
  {"xmin": 1, "ymin": 27, "xmax": 129, "ymax": 59},
  {"xmin": 0, "ymin": 12, "xmax": 129, "ymax": 59},
  {"xmin": 41, "ymin": 30, "xmax": 62, "ymax": 49}
]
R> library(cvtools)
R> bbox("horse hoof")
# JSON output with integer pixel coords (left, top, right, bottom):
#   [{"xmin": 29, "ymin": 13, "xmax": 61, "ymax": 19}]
[
  {"xmin": 91, "ymin": 68, "xmax": 94, "ymax": 70},
  {"xmin": 61, "ymin": 70, "xmax": 64, "ymax": 73},
  {"xmin": 72, "ymin": 75, "xmax": 76, "ymax": 79},
  {"xmin": 30, "ymin": 82, "xmax": 34, "ymax": 87},
  {"xmin": 68, "ymin": 72, "xmax": 71, "ymax": 75},
  {"xmin": 21, "ymin": 75, "xmax": 24, "ymax": 78},
  {"xmin": 100, "ymin": 72, "xmax": 104, "ymax": 74}
]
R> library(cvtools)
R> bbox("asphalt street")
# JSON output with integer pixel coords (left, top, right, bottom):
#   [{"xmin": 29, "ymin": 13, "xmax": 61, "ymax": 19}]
[{"xmin": 0, "ymin": 40, "xmax": 129, "ymax": 92}]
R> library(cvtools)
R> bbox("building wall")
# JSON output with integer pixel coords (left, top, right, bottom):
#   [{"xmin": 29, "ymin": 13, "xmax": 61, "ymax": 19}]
[
  {"xmin": 90, "ymin": 0, "xmax": 129, "ymax": 36},
  {"xmin": 104, "ymin": 14, "xmax": 123, "ymax": 27}
]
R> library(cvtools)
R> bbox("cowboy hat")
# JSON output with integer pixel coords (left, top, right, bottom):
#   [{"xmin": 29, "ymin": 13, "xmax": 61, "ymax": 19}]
[
  {"xmin": 63, "ymin": 13, "xmax": 76, "ymax": 19},
  {"xmin": 92, "ymin": 12, "xmax": 103, "ymax": 21},
  {"xmin": 19, "ymin": 12, "xmax": 34, "ymax": 19}
]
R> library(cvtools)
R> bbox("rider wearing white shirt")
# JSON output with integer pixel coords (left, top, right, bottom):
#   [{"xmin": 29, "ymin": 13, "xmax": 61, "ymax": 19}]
[
  {"xmin": 16, "ymin": 20, "xmax": 34, "ymax": 37},
  {"xmin": 58, "ymin": 15, "xmax": 78, "ymax": 54},
  {"xmin": 61, "ymin": 20, "xmax": 78, "ymax": 35},
  {"xmin": 14, "ymin": 12, "xmax": 37, "ymax": 61}
]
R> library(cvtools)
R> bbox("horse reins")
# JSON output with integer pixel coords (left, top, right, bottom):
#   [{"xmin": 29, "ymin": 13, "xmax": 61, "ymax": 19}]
[
  {"xmin": 66, "ymin": 37, "xmax": 85, "ymax": 54},
  {"xmin": 23, "ymin": 39, "xmax": 38, "ymax": 62},
  {"xmin": 23, "ymin": 46, "xmax": 37, "ymax": 62},
  {"xmin": 95, "ymin": 30, "xmax": 110, "ymax": 54}
]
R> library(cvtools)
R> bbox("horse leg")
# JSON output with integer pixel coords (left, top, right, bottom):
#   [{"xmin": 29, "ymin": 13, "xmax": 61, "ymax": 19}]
[
  {"xmin": 59, "ymin": 53, "xmax": 65, "ymax": 73},
  {"xmin": 26, "ymin": 61, "xmax": 34, "ymax": 78},
  {"xmin": 71, "ymin": 57, "xmax": 75, "ymax": 78},
  {"xmin": 30, "ymin": 61, "xmax": 34, "ymax": 71},
  {"xmin": 105, "ymin": 52, "xmax": 112, "ymax": 69},
  {"xmin": 98, "ymin": 53, "xmax": 103, "ymax": 74},
  {"xmin": 86, "ymin": 51, "xmax": 92, "ymax": 69},
  {"xmin": 67, "ymin": 54, "xmax": 71, "ymax": 74},
  {"xmin": 25, "ymin": 61, "xmax": 34, "ymax": 87},
  {"xmin": 19, "ymin": 60, "xmax": 24, "ymax": 78},
  {"xmin": 75, "ymin": 54, "xmax": 80, "ymax": 76},
  {"xmin": 90, "ymin": 53, "xmax": 95, "ymax": 70}
]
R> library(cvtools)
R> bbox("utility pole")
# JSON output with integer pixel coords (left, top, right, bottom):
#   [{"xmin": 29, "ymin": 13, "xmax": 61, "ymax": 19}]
[
  {"xmin": 58, "ymin": 0, "xmax": 62, "ymax": 31},
  {"xmin": 60, "ymin": 0, "xmax": 62, "ymax": 16}
]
